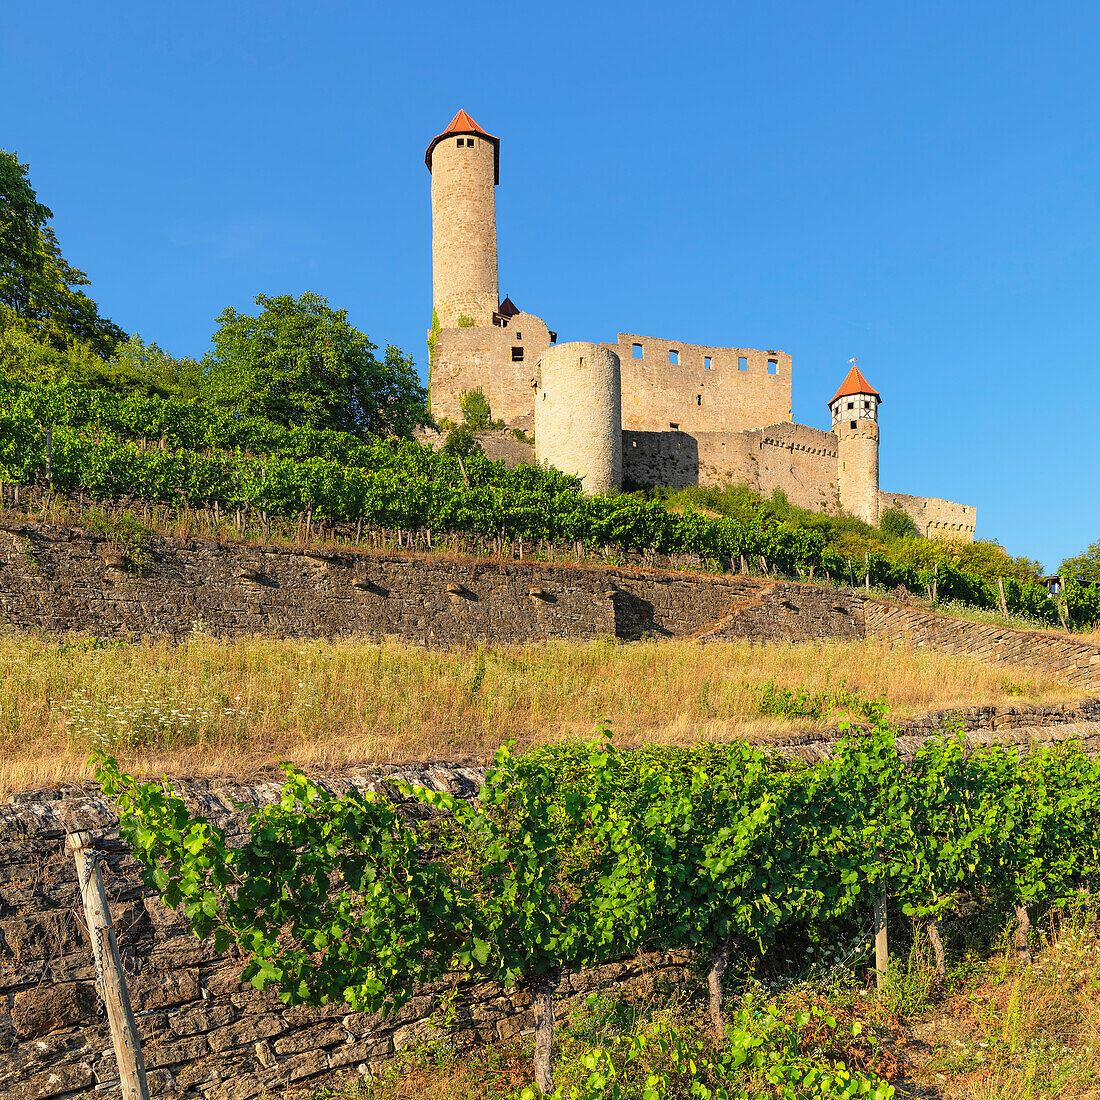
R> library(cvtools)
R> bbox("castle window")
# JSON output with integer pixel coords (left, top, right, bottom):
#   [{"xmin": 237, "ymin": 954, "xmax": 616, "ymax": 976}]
[
  {"xmin": 515, "ymin": 332, "xmax": 522, "ymax": 340},
  {"xmin": 696, "ymin": 395, "xmax": 702, "ymax": 406},
  {"xmin": 631, "ymin": 440, "xmax": 637, "ymax": 447},
  {"xmin": 850, "ymin": 421, "xmax": 857, "ymax": 430},
  {"xmin": 456, "ymin": 138, "xmax": 465, "ymax": 147},
  {"xmin": 704, "ymin": 356, "xmax": 712, "ymax": 369},
  {"xmin": 738, "ymin": 356, "xmax": 748, "ymax": 371},
  {"xmin": 632, "ymin": 343, "xmax": 642, "ymax": 358},
  {"xmin": 863, "ymin": 400, "xmax": 870, "ymax": 409},
  {"xmin": 847, "ymin": 401, "xmax": 854, "ymax": 410},
  {"xmin": 670, "ymin": 422, "xmax": 679, "ymax": 430},
  {"xmin": 512, "ymin": 346, "xmax": 524, "ymax": 361},
  {"xmin": 669, "ymin": 349, "xmax": 679, "ymax": 365},
  {"xmin": 767, "ymin": 360, "xmax": 778, "ymax": 374}
]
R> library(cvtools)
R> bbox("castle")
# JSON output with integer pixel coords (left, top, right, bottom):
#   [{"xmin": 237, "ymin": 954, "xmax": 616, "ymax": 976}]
[{"xmin": 426, "ymin": 110, "xmax": 976, "ymax": 541}]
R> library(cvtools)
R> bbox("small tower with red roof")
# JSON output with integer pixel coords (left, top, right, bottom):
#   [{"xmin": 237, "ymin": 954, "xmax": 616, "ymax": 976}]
[
  {"xmin": 425, "ymin": 110, "xmax": 501, "ymax": 329},
  {"xmin": 828, "ymin": 363, "xmax": 881, "ymax": 525}
]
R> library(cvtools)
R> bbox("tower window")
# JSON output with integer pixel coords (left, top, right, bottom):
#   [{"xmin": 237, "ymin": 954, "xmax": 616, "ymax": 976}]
[
  {"xmin": 847, "ymin": 401, "xmax": 854, "ymax": 410},
  {"xmin": 669, "ymin": 349, "xmax": 679, "ymax": 365},
  {"xmin": 863, "ymin": 400, "xmax": 870, "ymax": 408},
  {"xmin": 738, "ymin": 356, "xmax": 748, "ymax": 371},
  {"xmin": 670, "ymin": 422, "xmax": 679, "ymax": 430},
  {"xmin": 456, "ymin": 138, "xmax": 465, "ymax": 147},
  {"xmin": 704, "ymin": 356, "xmax": 712, "ymax": 369},
  {"xmin": 850, "ymin": 421, "xmax": 857, "ymax": 429},
  {"xmin": 511, "ymin": 346, "xmax": 524, "ymax": 361},
  {"xmin": 632, "ymin": 343, "xmax": 643, "ymax": 358},
  {"xmin": 696, "ymin": 395, "xmax": 702, "ymax": 405},
  {"xmin": 768, "ymin": 360, "xmax": 778, "ymax": 374},
  {"xmin": 515, "ymin": 332, "xmax": 522, "ymax": 340}
]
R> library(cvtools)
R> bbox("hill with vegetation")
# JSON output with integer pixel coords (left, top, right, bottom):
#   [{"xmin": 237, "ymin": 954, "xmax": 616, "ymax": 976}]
[{"xmin": 2, "ymin": 146, "xmax": 1098, "ymax": 633}]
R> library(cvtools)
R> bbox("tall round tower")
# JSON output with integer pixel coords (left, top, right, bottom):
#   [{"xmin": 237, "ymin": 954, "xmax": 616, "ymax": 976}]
[
  {"xmin": 534, "ymin": 343, "xmax": 623, "ymax": 496},
  {"xmin": 829, "ymin": 363, "xmax": 881, "ymax": 526},
  {"xmin": 425, "ymin": 110, "xmax": 500, "ymax": 328}
]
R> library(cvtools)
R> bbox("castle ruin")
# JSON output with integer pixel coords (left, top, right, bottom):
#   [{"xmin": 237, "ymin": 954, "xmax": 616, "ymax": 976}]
[{"xmin": 425, "ymin": 110, "xmax": 976, "ymax": 541}]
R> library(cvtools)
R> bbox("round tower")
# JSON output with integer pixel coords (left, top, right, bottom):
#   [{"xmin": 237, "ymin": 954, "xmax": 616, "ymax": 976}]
[
  {"xmin": 425, "ymin": 110, "xmax": 500, "ymax": 328},
  {"xmin": 534, "ymin": 343, "xmax": 622, "ymax": 496},
  {"xmin": 829, "ymin": 363, "xmax": 881, "ymax": 526}
]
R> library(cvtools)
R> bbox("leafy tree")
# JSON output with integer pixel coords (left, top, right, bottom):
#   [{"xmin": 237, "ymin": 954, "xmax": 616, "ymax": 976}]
[
  {"xmin": 1061, "ymin": 539, "xmax": 1100, "ymax": 585},
  {"xmin": 879, "ymin": 505, "xmax": 917, "ymax": 542},
  {"xmin": 204, "ymin": 292, "xmax": 427, "ymax": 438},
  {"xmin": 0, "ymin": 151, "xmax": 125, "ymax": 358}
]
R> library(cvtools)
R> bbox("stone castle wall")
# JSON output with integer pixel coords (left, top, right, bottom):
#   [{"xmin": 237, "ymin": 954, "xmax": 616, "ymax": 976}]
[
  {"xmin": 880, "ymin": 491, "xmax": 978, "ymax": 541},
  {"xmin": 624, "ymin": 422, "xmax": 840, "ymax": 513},
  {"xmin": 604, "ymin": 335, "xmax": 792, "ymax": 435},
  {"xmin": 430, "ymin": 311, "xmax": 552, "ymax": 429}
]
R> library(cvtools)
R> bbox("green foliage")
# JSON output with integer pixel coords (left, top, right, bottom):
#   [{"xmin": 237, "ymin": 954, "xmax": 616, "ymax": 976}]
[
  {"xmin": 96, "ymin": 716, "xmax": 1100, "ymax": 1096},
  {"xmin": 878, "ymin": 506, "xmax": 917, "ymax": 543},
  {"xmin": 457, "ymin": 315, "xmax": 476, "ymax": 328},
  {"xmin": 426, "ymin": 309, "xmax": 440, "ymax": 415},
  {"xmin": 524, "ymin": 999, "xmax": 892, "ymax": 1099},
  {"xmin": 0, "ymin": 150, "xmax": 125, "ymax": 358},
  {"xmin": 459, "ymin": 386, "xmax": 501, "ymax": 430},
  {"xmin": 1061, "ymin": 539, "xmax": 1100, "ymax": 585},
  {"xmin": 204, "ymin": 292, "xmax": 428, "ymax": 438},
  {"xmin": 442, "ymin": 423, "xmax": 482, "ymax": 458}
]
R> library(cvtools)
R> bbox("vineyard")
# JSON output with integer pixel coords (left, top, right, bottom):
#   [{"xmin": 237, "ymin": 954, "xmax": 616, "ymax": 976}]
[
  {"xmin": 96, "ymin": 717, "xmax": 1100, "ymax": 1098},
  {"xmin": 2, "ymin": 372, "xmax": 1098, "ymax": 630}
]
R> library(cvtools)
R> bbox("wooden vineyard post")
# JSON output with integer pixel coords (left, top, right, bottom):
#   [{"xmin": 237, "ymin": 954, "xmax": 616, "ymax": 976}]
[
  {"xmin": 874, "ymin": 888, "xmax": 889, "ymax": 993},
  {"xmin": 67, "ymin": 831, "xmax": 150, "ymax": 1100},
  {"xmin": 998, "ymin": 575, "xmax": 1009, "ymax": 617}
]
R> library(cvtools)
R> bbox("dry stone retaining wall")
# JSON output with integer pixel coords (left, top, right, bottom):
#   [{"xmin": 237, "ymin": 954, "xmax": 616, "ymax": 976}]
[{"xmin": 2, "ymin": 524, "xmax": 1100, "ymax": 693}]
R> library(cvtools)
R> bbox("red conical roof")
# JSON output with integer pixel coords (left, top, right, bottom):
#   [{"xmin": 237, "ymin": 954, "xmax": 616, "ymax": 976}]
[
  {"xmin": 425, "ymin": 110, "xmax": 500, "ymax": 183},
  {"xmin": 828, "ymin": 364, "xmax": 881, "ymax": 407}
]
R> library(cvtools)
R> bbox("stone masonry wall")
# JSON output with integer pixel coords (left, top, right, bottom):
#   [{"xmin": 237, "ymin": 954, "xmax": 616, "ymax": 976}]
[
  {"xmin": 0, "ymin": 524, "xmax": 865, "ymax": 646},
  {"xmin": 2, "ymin": 524, "xmax": 1098, "ymax": 690},
  {"xmin": 430, "ymin": 311, "xmax": 552, "ymax": 430},
  {"xmin": 880, "ymin": 491, "xmax": 978, "ymax": 542},
  {"xmin": 605, "ymin": 335, "xmax": 793, "ymax": 435},
  {"xmin": 623, "ymin": 422, "xmax": 840, "ymax": 511},
  {"xmin": 863, "ymin": 602, "xmax": 1100, "ymax": 694}
]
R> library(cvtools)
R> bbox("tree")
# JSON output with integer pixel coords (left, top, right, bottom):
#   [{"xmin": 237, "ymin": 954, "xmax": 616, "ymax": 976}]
[
  {"xmin": 879, "ymin": 505, "xmax": 917, "ymax": 542},
  {"xmin": 204, "ymin": 293, "xmax": 427, "ymax": 439},
  {"xmin": 0, "ymin": 151, "xmax": 125, "ymax": 358},
  {"xmin": 1061, "ymin": 540, "xmax": 1100, "ymax": 585}
]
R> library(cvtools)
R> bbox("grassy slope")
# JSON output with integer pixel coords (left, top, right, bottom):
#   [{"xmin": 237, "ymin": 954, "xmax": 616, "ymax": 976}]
[{"xmin": 1, "ymin": 632, "xmax": 1076, "ymax": 794}]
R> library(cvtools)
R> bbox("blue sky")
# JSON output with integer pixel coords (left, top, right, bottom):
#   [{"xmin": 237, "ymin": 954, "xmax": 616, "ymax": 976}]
[{"xmin": 3, "ymin": 2, "xmax": 1097, "ymax": 570}]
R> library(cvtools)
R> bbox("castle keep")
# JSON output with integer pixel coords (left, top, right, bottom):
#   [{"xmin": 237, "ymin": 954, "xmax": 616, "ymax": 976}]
[{"xmin": 426, "ymin": 111, "xmax": 976, "ymax": 541}]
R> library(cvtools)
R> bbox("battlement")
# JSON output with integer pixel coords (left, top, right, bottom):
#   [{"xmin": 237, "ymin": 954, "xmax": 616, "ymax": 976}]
[
  {"xmin": 603, "ymin": 334, "xmax": 793, "ymax": 434},
  {"xmin": 881, "ymin": 492, "xmax": 978, "ymax": 541}
]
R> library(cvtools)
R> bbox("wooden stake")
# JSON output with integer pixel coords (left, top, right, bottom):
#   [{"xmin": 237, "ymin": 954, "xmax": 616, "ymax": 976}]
[
  {"xmin": 66, "ymin": 832, "xmax": 150, "ymax": 1100},
  {"xmin": 874, "ymin": 889, "xmax": 888, "ymax": 992},
  {"xmin": 998, "ymin": 575, "xmax": 1008, "ymax": 617}
]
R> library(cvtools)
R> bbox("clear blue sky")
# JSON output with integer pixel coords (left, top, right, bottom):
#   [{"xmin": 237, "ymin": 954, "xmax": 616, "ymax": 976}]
[{"xmin": 3, "ymin": 2, "xmax": 1097, "ymax": 570}]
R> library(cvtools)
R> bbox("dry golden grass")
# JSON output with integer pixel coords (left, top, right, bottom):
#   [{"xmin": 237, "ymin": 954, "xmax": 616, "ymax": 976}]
[{"xmin": 0, "ymin": 629, "xmax": 1078, "ymax": 795}]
